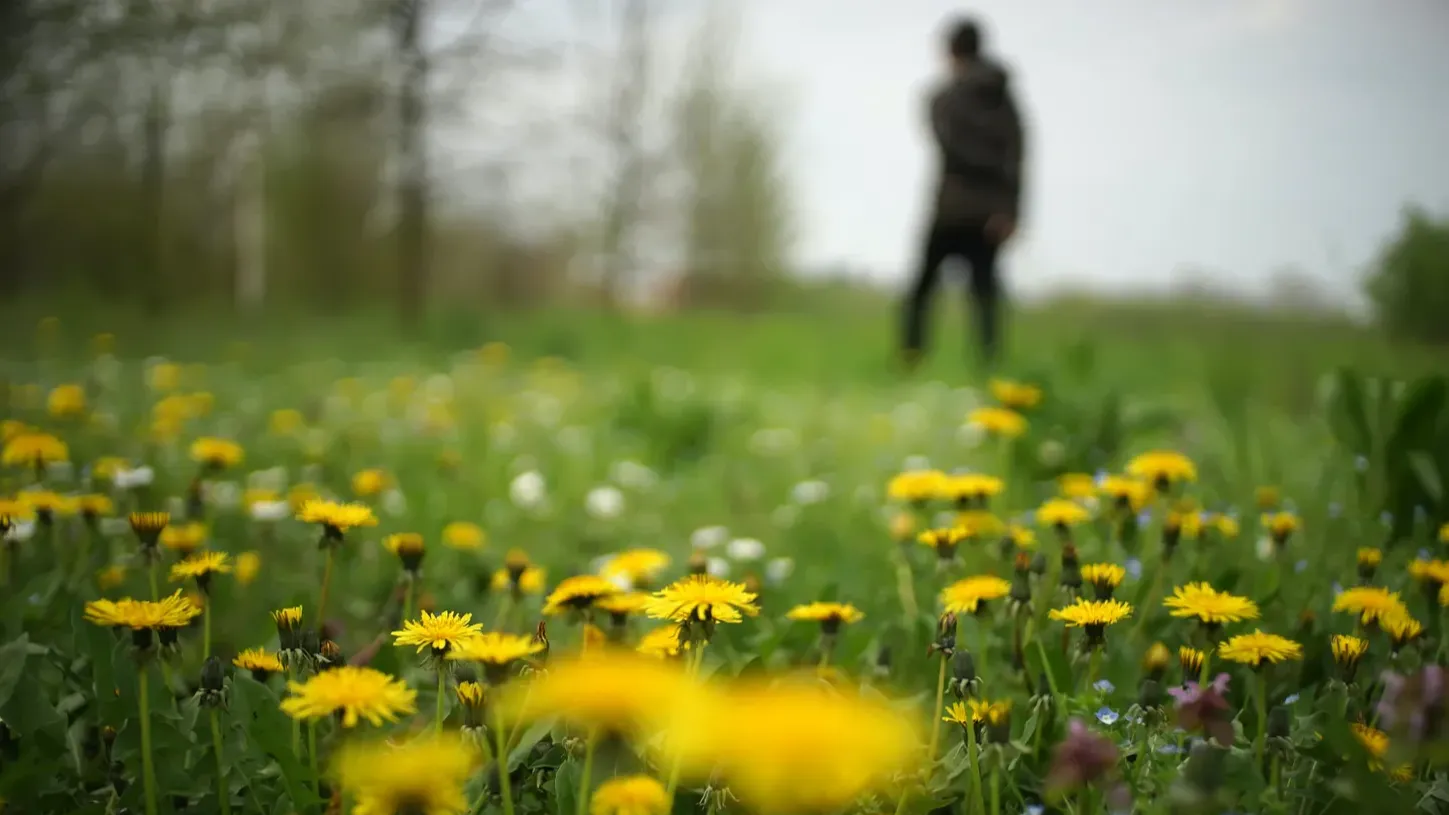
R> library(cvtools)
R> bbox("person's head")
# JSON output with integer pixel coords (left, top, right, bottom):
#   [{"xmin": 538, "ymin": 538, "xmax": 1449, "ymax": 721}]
[{"xmin": 944, "ymin": 17, "xmax": 982, "ymax": 70}]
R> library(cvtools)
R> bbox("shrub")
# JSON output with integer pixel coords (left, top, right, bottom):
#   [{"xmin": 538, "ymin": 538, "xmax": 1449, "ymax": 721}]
[{"xmin": 1364, "ymin": 206, "xmax": 1449, "ymax": 345}]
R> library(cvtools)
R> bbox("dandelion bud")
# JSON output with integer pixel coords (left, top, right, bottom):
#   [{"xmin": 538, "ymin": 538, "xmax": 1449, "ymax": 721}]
[
  {"xmin": 319, "ymin": 640, "xmax": 344, "ymax": 669},
  {"xmin": 385, "ymin": 533, "xmax": 426, "ymax": 574},
  {"xmin": 950, "ymin": 650, "xmax": 978, "ymax": 699},
  {"xmin": 272, "ymin": 606, "xmax": 304, "ymax": 652},
  {"xmin": 1182, "ymin": 742, "xmax": 1228, "ymax": 793},
  {"xmin": 1357, "ymin": 547, "xmax": 1382, "ymax": 583},
  {"xmin": 1267, "ymin": 705, "xmax": 1290, "ymax": 740},
  {"xmin": 929, "ymin": 613, "xmax": 958, "ymax": 657},
  {"xmin": 102, "ymin": 725, "xmax": 117, "ymax": 747},
  {"xmin": 874, "ymin": 644, "xmax": 892, "ymax": 677},
  {"xmin": 456, "ymin": 680, "xmax": 487, "ymax": 729},
  {"xmin": 200, "ymin": 656, "xmax": 225, "ymax": 694},
  {"xmin": 1029, "ymin": 552, "xmax": 1047, "ymax": 576},
  {"xmin": 1059, "ymin": 544, "xmax": 1082, "ymax": 592},
  {"xmin": 1178, "ymin": 647, "xmax": 1205, "ymax": 682},
  {"xmin": 1144, "ymin": 642, "xmax": 1170, "ymax": 681}
]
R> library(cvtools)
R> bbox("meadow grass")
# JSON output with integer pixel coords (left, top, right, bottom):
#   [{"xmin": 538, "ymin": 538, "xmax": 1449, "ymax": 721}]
[{"xmin": 0, "ymin": 301, "xmax": 1446, "ymax": 815}]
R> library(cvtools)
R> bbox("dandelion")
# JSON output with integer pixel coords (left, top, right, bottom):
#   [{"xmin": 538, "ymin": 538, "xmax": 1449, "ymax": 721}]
[
  {"xmin": 940, "ymin": 575, "xmax": 1010, "ymax": 615},
  {"xmin": 189, "ymin": 437, "xmax": 243, "ymax": 471},
  {"xmin": 544, "ymin": 575, "xmax": 621, "ymax": 616},
  {"xmin": 637, "ymin": 625, "xmax": 690, "ymax": 659},
  {"xmin": 1262, "ymin": 511, "xmax": 1300, "ymax": 547},
  {"xmin": 234, "ymin": 552, "xmax": 260, "ymax": 586},
  {"xmin": 297, "ymin": 499, "xmax": 378, "ymax": 541},
  {"xmin": 84, "ymin": 591, "xmax": 201, "ymax": 652},
  {"xmin": 332, "ymin": 733, "xmax": 478, "ymax": 815},
  {"xmin": 352, "ymin": 468, "xmax": 390, "ymax": 499},
  {"xmin": 590, "ymin": 775, "xmax": 670, "ymax": 815},
  {"xmin": 1357, "ymin": 547, "xmax": 1382, "ymax": 581},
  {"xmin": 1037, "ymin": 498, "xmax": 1092, "ymax": 532},
  {"xmin": 1050, "ymin": 599, "xmax": 1133, "ymax": 648},
  {"xmin": 918, "ymin": 526, "xmax": 968, "ymax": 561},
  {"xmin": 1351, "ymin": 723, "xmax": 1415, "ymax": 782},
  {"xmin": 493, "ymin": 556, "xmax": 547, "ymax": 597},
  {"xmin": 1383, "ymin": 612, "xmax": 1424, "ymax": 652},
  {"xmin": 596, "ymin": 592, "xmax": 653, "ymax": 633},
  {"xmin": 600, "ymin": 548, "xmax": 672, "ymax": 589},
  {"xmin": 383, "ymin": 532, "xmax": 426, "ymax": 575},
  {"xmin": 159, "ymin": 522, "xmax": 207, "ymax": 556},
  {"xmin": 646, "ymin": 575, "xmax": 759, "ymax": 642},
  {"xmin": 169, "ymin": 552, "xmax": 230, "ymax": 654},
  {"xmin": 989, "ymin": 378, "xmax": 1042, "ymax": 410},
  {"xmin": 1144, "ymin": 642, "xmax": 1171, "ymax": 681},
  {"xmin": 1331, "ymin": 634, "xmax": 1369, "ymax": 681},
  {"xmin": 944, "ymin": 473, "xmax": 1005, "ymax": 508},
  {"xmin": 887, "ymin": 470, "xmax": 946, "ymax": 505},
  {"xmin": 1081, "ymin": 563, "xmax": 1125, "ymax": 600},
  {"xmin": 1218, "ymin": 630, "xmax": 1303, "ymax": 667},
  {"xmin": 47, "ymin": 384, "xmax": 87, "ymax": 419},
  {"xmin": 455, "ymin": 680, "xmax": 487, "ymax": 729},
  {"xmin": 447, "ymin": 632, "xmax": 544, "ymax": 683},
  {"xmin": 234, "ymin": 648, "xmax": 285, "ymax": 682},
  {"xmin": 1333, "ymin": 586, "xmax": 1409, "ymax": 627},
  {"xmin": 281, "ymin": 665, "xmax": 417, "ymax": 727},
  {"xmin": 393, "ymin": 610, "xmax": 483, "ymax": 660},
  {"xmin": 1126, "ymin": 450, "xmax": 1196, "ymax": 489},
  {"xmin": 1058, "ymin": 473, "xmax": 1096, "ymax": 499},
  {"xmin": 96, "ymin": 564, "xmax": 126, "ymax": 591},
  {"xmin": 272, "ymin": 606, "xmax": 306, "ymax": 655},
  {"xmin": 78, "ymin": 494, "xmax": 114, "ymax": 522},
  {"xmin": 22, "ymin": 490, "xmax": 75, "ymax": 523},
  {"xmin": 967, "ymin": 406, "xmax": 1027, "ymax": 438},
  {"xmin": 442, "ymin": 521, "xmax": 485, "ymax": 550},
  {"xmin": 504, "ymin": 652, "xmax": 713, "ymax": 738},
  {"xmin": 1164, "ymin": 582, "xmax": 1260, "ymax": 630},
  {"xmin": 2, "ymin": 431, "xmax": 68, "ymax": 470}
]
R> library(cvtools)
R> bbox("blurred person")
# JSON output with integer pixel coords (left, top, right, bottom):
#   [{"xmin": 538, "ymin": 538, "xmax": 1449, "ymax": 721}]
[{"xmin": 901, "ymin": 16, "xmax": 1025, "ymax": 373}]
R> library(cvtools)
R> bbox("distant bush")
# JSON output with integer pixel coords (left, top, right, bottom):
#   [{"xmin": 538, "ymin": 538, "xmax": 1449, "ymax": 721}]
[{"xmin": 1364, "ymin": 207, "xmax": 1449, "ymax": 345}]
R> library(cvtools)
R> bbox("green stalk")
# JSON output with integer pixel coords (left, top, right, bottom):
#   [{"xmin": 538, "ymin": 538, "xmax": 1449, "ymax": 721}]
[
  {"xmin": 148, "ymin": 559, "xmax": 159, "ymax": 600},
  {"xmin": 576, "ymin": 729, "xmax": 598, "ymax": 815},
  {"xmin": 663, "ymin": 644, "xmax": 708, "ymax": 800},
  {"xmin": 210, "ymin": 709, "xmax": 232, "ymax": 815},
  {"xmin": 436, "ymin": 669, "xmax": 447, "ymax": 733},
  {"xmin": 966, "ymin": 722, "xmax": 986, "ymax": 814},
  {"xmin": 1085, "ymin": 646, "xmax": 1101, "ymax": 693},
  {"xmin": 493, "ymin": 705, "xmax": 516, "ymax": 815},
  {"xmin": 203, "ymin": 599, "xmax": 212, "ymax": 659},
  {"xmin": 1254, "ymin": 670, "xmax": 1268, "ymax": 769},
  {"xmin": 988, "ymin": 766, "xmax": 1001, "ymax": 815},
  {"xmin": 926, "ymin": 654, "xmax": 948, "ymax": 764},
  {"xmin": 401, "ymin": 578, "xmax": 415, "ymax": 626},
  {"xmin": 309, "ymin": 722, "xmax": 319, "ymax": 795},
  {"xmin": 138, "ymin": 665, "xmax": 159, "ymax": 815},
  {"xmin": 317, "ymin": 548, "xmax": 335, "ymax": 632},
  {"xmin": 289, "ymin": 667, "xmax": 302, "ymax": 758}
]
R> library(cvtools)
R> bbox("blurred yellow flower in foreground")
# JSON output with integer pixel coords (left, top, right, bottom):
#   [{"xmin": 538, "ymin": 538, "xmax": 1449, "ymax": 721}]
[
  {"xmin": 47, "ymin": 384, "xmax": 87, "ymax": 419},
  {"xmin": 2, "ymin": 432, "xmax": 68, "ymax": 468},
  {"xmin": 333, "ymin": 732, "xmax": 478, "ymax": 815},
  {"xmin": 502, "ymin": 652, "xmax": 712, "ymax": 737},
  {"xmin": 590, "ymin": 775, "xmax": 670, "ymax": 815}
]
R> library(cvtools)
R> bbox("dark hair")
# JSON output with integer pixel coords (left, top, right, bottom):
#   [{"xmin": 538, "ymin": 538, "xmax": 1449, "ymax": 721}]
[{"xmin": 946, "ymin": 18, "xmax": 981, "ymax": 60}]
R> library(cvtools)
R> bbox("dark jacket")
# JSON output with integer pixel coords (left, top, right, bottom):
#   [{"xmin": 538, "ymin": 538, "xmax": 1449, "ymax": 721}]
[{"xmin": 928, "ymin": 58, "xmax": 1025, "ymax": 227}]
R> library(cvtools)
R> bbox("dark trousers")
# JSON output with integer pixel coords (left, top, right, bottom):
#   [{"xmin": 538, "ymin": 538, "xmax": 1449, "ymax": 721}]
[{"xmin": 901, "ymin": 221, "xmax": 1002, "ymax": 368}]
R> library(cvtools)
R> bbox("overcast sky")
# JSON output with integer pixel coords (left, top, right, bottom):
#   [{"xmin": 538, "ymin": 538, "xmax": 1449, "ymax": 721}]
[
  {"xmin": 448, "ymin": 0, "xmax": 1449, "ymax": 302},
  {"xmin": 731, "ymin": 0, "xmax": 1449, "ymax": 300}
]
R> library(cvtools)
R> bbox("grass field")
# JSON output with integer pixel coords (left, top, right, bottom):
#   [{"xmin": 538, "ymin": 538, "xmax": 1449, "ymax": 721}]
[{"xmin": 1, "ymin": 299, "xmax": 1448, "ymax": 815}]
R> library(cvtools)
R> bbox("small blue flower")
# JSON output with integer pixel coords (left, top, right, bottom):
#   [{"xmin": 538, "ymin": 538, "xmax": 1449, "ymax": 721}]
[
  {"xmin": 1421, "ymin": 548, "xmax": 1433, "ymax": 561},
  {"xmin": 1332, "ymin": 582, "xmax": 1343, "ymax": 594},
  {"xmin": 1329, "ymin": 502, "xmax": 1342, "ymax": 518},
  {"xmin": 1137, "ymin": 511, "xmax": 1152, "ymax": 527},
  {"xmin": 1026, "ymin": 806, "xmax": 1045, "ymax": 815},
  {"xmin": 1381, "ymin": 511, "xmax": 1394, "ymax": 527},
  {"xmin": 1020, "ymin": 510, "xmax": 1036, "ymax": 527},
  {"xmin": 1094, "ymin": 469, "xmax": 1109, "ymax": 485},
  {"xmin": 1295, "ymin": 560, "xmax": 1308, "ymax": 573},
  {"xmin": 1283, "ymin": 694, "xmax": 1300, "ymax": 705},
  {"xmin": 1416, "ymin": 506, "xmax": 1429, "ymax": 522},
  {"xmin": 1094, "ymin": 679, "xmax": 1115, "ymax": 694},
  {"xmin": 1156, "ymin": 743, "xmax": 1183, "ymax": 755},
  {"xmin": 1126, "ymin": 558, "xmax": 1143, "ymax": 580},
  {"xmin": 1356, "ymin": 455, "xmax": 1369, "ymax": 472},
  {"xmin": 1096, "ymin": 706, "xmax": 1119, "ymax": 726}
]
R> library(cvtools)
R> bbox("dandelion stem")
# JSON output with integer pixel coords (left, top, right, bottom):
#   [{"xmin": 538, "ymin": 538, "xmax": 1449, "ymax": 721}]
[
  {"xmin": 1034, "ymin": 639, "xmax": 1060, "ymax": 698},
  {"xmin": 1085, "ymin": 646, "xmax": 1101, "ymax": 693},
  {"xmin": 893, "ymin": 549, "xmax": 919, "ymax": 624},
  {"xmin": 209, "ymin": 709, "xmax": 232, "ymax": 815},
  {"xmin": 988, "ymin": 766, "xmax": 1001, "ymax": 815},
  {"xmin": 576, "ymin": 729, "xmax": 598, "ymax": 815},
  {"xmin": 317, "ymin": 548, "xmax": 335, "ymax": 633},
  {"xmin": 663, "ymin": 643, "xmax": 708, "ymax": 801},
  {"xmin": 148, "ymin": 558, "xmax": 159, "ymax": 601},
  {"xmin": 1254, "ymin": 670, "xmax": 1268, "ymax": 770},
  {"xmin": 401, "ymin": 578, "xmax": 415, "ymax": 626},
  {"xmin": 288, "ymin": 667, "xmax": 302, "ymax": 758},
  {"xmin": 966, "ymin": 722, "xmax": 986, "ymax": 815},
  {"xmin": 308, "ymin": 721, "xmax": 319, "ymax": 796},
  {"xmin": 138, "ymin": 665, "xmax": 159, "ymax": 815},
  {"xmin": 436, "ymin": 668, "xmax": 447, "ymax": 733},
  {"xmin": 490, "ymin": 596, "xmax": 512, "ymax": 633},
  {"xmin": 203, "ymin": 598, "xmax": 212, "ymax": 659},
  {"xmin": 927, "ymin": 653, "xmax": 948, "ymax": 764},
  {"xmin": 492, "ymin": 705, "xmax": 516, "ymax": 815}
]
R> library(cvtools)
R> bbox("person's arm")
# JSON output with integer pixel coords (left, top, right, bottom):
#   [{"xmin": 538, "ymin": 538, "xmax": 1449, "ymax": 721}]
[{"xmin": 998, "ymin": 80, "xmax": 1025, "ymax": 223}]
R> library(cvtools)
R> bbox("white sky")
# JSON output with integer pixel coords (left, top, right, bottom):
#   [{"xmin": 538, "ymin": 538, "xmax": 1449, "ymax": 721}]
[{"xmin": 442, "ymin": 0, "xmax": 1449, "ymax": 303}]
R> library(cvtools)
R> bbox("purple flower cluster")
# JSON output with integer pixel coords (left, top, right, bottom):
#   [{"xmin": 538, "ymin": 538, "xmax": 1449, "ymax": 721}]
[
  {"xmin": 1047, "ymin": 719, "xmax": 1130, "ymax": 809},
  {"xmin": 1168, "ymin": 673, "xmax": 1235, "ymax": 745},
  {"xmin": 1378, "ymin": 666, "xmax": 1446, "ymax": 746}
]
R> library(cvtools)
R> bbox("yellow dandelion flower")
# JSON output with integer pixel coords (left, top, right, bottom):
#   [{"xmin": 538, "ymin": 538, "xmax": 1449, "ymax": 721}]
[
  {"xmin": 967, "ymin": 406, "xmax": 1027, "ymax": 438},
  {"xmin": 1144, "ymin": 642, "xmax": 1171, "ymax": 674},
  {"xmin": 235, "ymin": 551, "xmax": 260, "ymax": 587},
  {"xmin": 1058, "ymin": 473, "xmax": 1096, "ymax": 499},
  {"xmin": 956, "ymin": 511, "xmax": 1004, "ymax": 539},
  {"xmin": 1179, "ymin": 646, "xmax": 1206, "ymax": 677},
  {"xmin": 596, "ymin": 592, "xmax": 652, "ymax": 618},
  {"xmin": 917, "ymin": 526, "xmax": 967, "ymax": 557},
  {"xmin": 1005, "ymin": 523, "xmax": 1035, "ymax": 548},
  {"xmin": 645, "ymin": 575, "xmax": 759, "ymax": 625},
  {"xmin": 1037, "ymin": 498, "xmax": 1092, "ymax": 529},
  {"xmin": 502, "ymin": 652, "xmax": 713, "ymax": 736},
  {"xmin": 159, "ymin": 522, "xmax": 207, "ymax": 555},
  {"xmin": 128, "ymin": 512, "xmax": 169, "ymax": 543},
  {"xmin": 1217, "ymin": 630, "xmax": 1303, "ymax": 667},
  {"xmin": 1049, "ymin": 599, "xmax": 1133, "ymax": 631},
  {"xmin": 590, "ymin": 775, "xmax": 670, "ymax": 815},
  {"xmin": 169, "ymin": 551, "xmax": 232, "ymax": 584},
  {"xmin": 1357, "ymin": 548, "xmax": 1383, "ymax": 568},
  {"xmin": 667, "ymin": 678, "xmax": 922, "ymax": 815},
  {"xmin": 447, "ymin": 632, "xmax": 544, "ymax": 668},
  {"xmin": 940, "ymin": 575, "xmax": 1010, "ymax": 615},
  {"xmin": 189, "ymin": 437, "xmax": 243, "ymax": 469},
  {"xmin": 22, "ymin": 490, "xmax": 76, "ymax": 517},
  {"xmin": 944, "ymin": 473, "xmax": 1005, "ymax": 503},
  {"xmin": 392, "ymin": 610, "xmax": 483, "ymax": 656},
  {"xmin": 988, "ymin": 378, "xmax": 1042, "ymax": 410},
  {"xmin": 1351, "ymin": 723, "xmax": 1415, "ymax": 782},
  {"xmin": 78, "ymin": 494, "xmax": 114, "ymax": 518},
  {"xmin": 297, "ymin": 499, "xmax": 378, "ymax": 538},
  {"xmin": 46, "ymin": 384, "xmax": 87, "ymax": 419},
  {"xmin": 1099, "ymin": 475, "xmax": 1152, "ymax": 512},
  {"xmin": 1441, "ymin": 522, "xmax": 1449, "ymax": 543},
  {"xmin": 1126, "ymin": 450, "xmax": 1196, "ymax": 485},
  {"xmin": 83, "ymin": 591, "xmax": 201, "ymax": 630},
  {"xmin": 943, "ymin": 700, "xmax": 975, "ymax": 727},
  {"xmin": 442, "ymin": 521, "xmax": 486, "ymax": 550},
  {"xmin": 1209, "ymin": 513, "xmax": 1240, "ymax": 538},
  {"xmin": 543, "ymin": 575, "xmax": 621, "ymax": 615},
  {"xmin": 1164, "ymin": 582, "xmax": 1260, "ymax": 626},
  {"xmin": 234, "ymin": 648, "xmax": 285, "ymax": 679},
  {"xmin": 96, "ymin": 564, "xmax": 127, "ymax": 591},
  {"xmin": 1383, "ymin": 612, "xmax": 1424, "ymax": 650},
  {"xmin": 1331, "ymin": 634, "xmax": 1369, "ymax": 671},
  {"xmin": 1262, "ymin": 511, "xmax": 1300, "ymax": 542},
  {"xmin": 351, "ymin": 468, "xmax": 390, "ymax": 499},
  {"xmin": 1409, "ymin": 558, "xmax": 1449, "ymax": 585},
  {"xmin": 887, "ymin": 470, "xmax": 947, "ymax": 503},
  {"xmin": 333, "ymin": 732, "xmax": 478, "ymax": 815},
  {"xmin": 281, "ymin": 666, "xmax": 417, "ymax": 727},
  {"xmin": 1081, "ymin": 563, "xmax": 1126, "ymax": 593},
  {"xmin": 2, "ymin": 431, "xmax": 68, "ymax": 468},
  {"xmin": 492, "ymin": 564, "xmax": 547, "ymax": 595},
  {"xmin": 786, "ymin": 602, "xmax": 865, "ymax": 632},
  {"xmin": 600, "ymin": 549, "xmax": 672, "ymax": 587},
  {"xmin": 383, "ymin": 533, "xmax": 426, "ymax": 572},
  {"xmin": 636, "ymin": 625, "xmax": 690, "ymax": 658},
  {"xmin": 1332, "ymin": 586, "xmax": 1409, "ymax": 626}
]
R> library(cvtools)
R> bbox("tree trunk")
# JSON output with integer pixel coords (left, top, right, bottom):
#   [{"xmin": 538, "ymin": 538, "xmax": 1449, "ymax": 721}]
[{"xmin": 394, "ymin": 0, "xmax": 429, "ymax": 329}]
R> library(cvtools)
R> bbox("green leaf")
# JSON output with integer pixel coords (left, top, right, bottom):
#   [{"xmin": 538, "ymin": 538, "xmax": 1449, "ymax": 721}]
[
  {"xmin": 229, "ymin": 676, "xmax": 322, "ymax": 812},
  {"xmin": 0, "ymin": 634, "xmax": 30, "ymax": 708},
  {"xmin": 508, "ymin": 719, "xmax": 555, "ymax": 769},
  {"xmin": 1327, "ymin": 367, "xmax": 1372, "ymax": 457},
  {"xmin": 553, "ymin": 757, "xmax": 581, "ymax": 815},
  {"xmin": 1409, "ymin": 451, "xmax": 1445, "ymax": 504}
]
